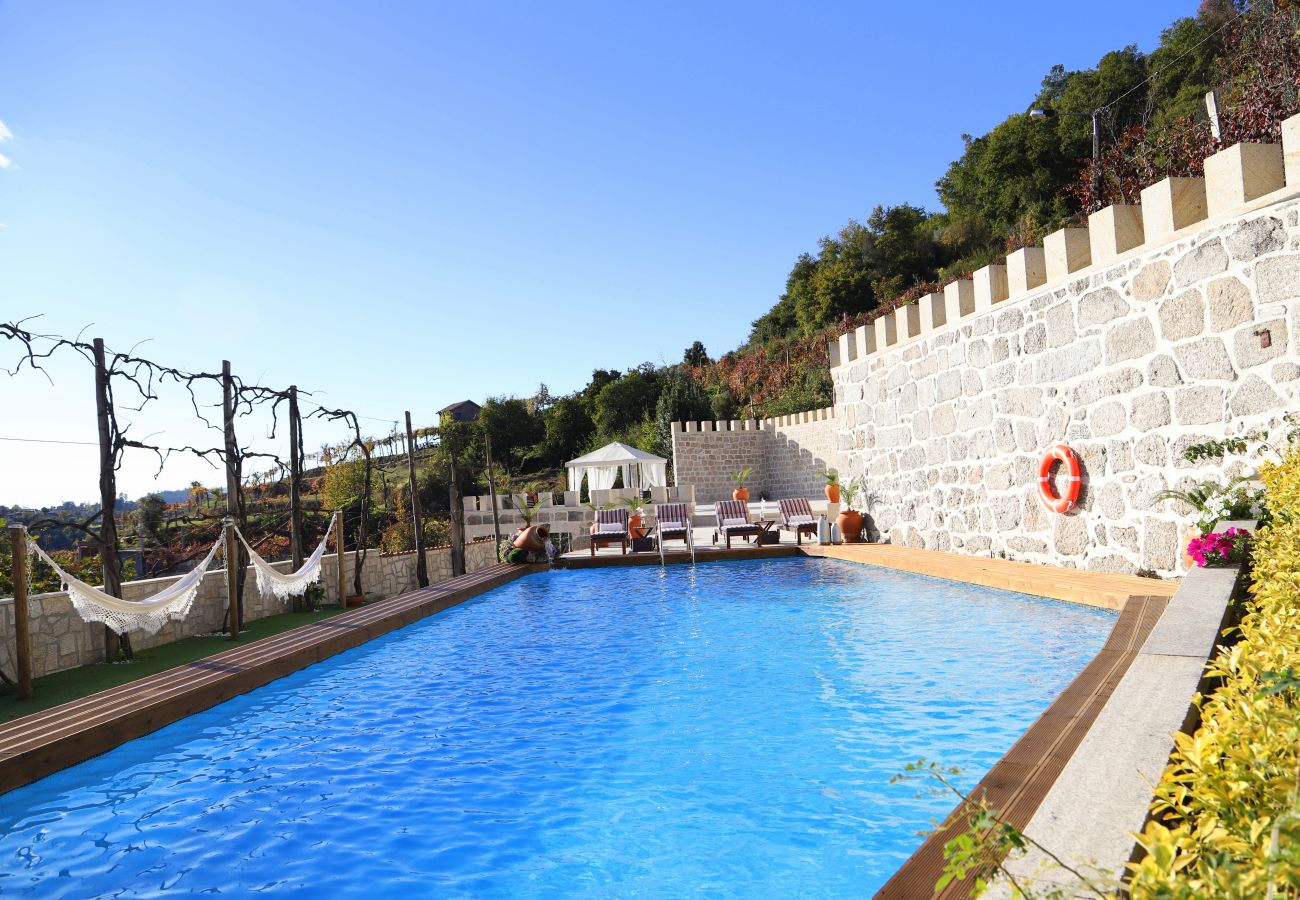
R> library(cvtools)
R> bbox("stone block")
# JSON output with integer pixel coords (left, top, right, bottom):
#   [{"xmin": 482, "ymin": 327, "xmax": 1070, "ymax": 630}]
[
  {"xmin": 1131, "ymin": 260, "xmax": 1171, "ymax": 302},
  {"xmin": 918, "ymin": 292, "xmax": 946, "ymax": 332},
  {"xmin": 1046, "ymin": 300, "xmax": 1076, "ymax": 348},
  {"xmin": 1157, "ymin": 289, "xmax": 1204, "ymax": 342},
  {"xmin": 1206, "ymin": 277, "xmax": 1253, "ymax": 331},
  {"xmin": 1225, "ymin": 216, "xmax": 1284, "ymax": 261},
  {"xmin": 1140, "ymin": 177, "xmax": 1207, "ymax": 244},
  {"xmin": 1104, "ymin": 318, "xmax": 1156, "ymax": 364},
  {"xmin": 854, "ymin": 324, "xmax": 875, "ymax": 358},
  {"xmin": 874, "ymin": 312, "xmax": 897, "ymax": 350},
  {"xmin": 1174, "ymin": 386, "xmax": 1225, "ymax": 425},
  {"xmin": 1090, "ymin": 401, "xmax": 1127, "ymax": 438},
  {"xmin": 1089, "ymin": 204, "xmax": 1145, "ymax": 265},
  {"xmin": 1231, "ymin": 374, "xmax": 1283, "ymax": 417},
  {"xmin": 1044, "ymin": 227, "xmax": 1091, "ymax": 283},
  {"xmin": 1173, "ymin": 239, "xmax": 1228, "ymax": 287},
  {"xmin": 836, "ymin": 330, "xmax": 856, "ymax": 366},
  {"xmin": 945, "ymin": 279, "xmax": 976, "ymax": 321},
  {"xmin": 1284, "ymin": 112, "xmax": 1300, "ymax": 187},
  {"xmin": 1130, "ymin": 392, "xmax": 1171, "ymax": 430},
  {"xmin": 1078, "ymin": 286, "xmax": 1129, "ymax": 327},
  {"xmin": 1204, "ymin": 142, "xmax": 1284, "ymax": 217},
  {"xmin": 1007, "ymin": 246, "xmax": 1047, "ymax": 296},
  {"xmin": 896, "ymin": 303, "xmax": 921, "ymax": 341},
  {"xmin": 1257, "ymin": 255, "xmax": 1300, "ymax": 304},
  {"xmin": 973, "ymin": 264, "xmax": 1009, "ymax": 311},
  {"xmin": 1233, "ymin": 318, "xmax": 1287, "ymax": 369},
  {"xmin": 1173, "ymin": 336, "xmax": 1234, "ymax": 381}
]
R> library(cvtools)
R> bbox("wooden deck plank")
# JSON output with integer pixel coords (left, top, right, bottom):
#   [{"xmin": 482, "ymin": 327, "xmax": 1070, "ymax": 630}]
[
  {"xmin": 0, "ymin": 563, "xmax": 540, "ymax": 795},
  {"xmin": 804, "ymin": 544, "xmax": 1178, "ymax": 609}
]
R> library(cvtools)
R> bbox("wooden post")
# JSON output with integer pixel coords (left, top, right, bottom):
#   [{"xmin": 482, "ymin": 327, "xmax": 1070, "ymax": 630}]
[
  {"xmin": 288, "ymin": 385, "xmax": 303, "ymax": 572},
  {"xmin": 485, "ymin": 432, "xmax": 502, "ymax": 560},
  {"xmin": 222, "ymin": 360, "xmax": 242, "ymax": 639},
  {"xmin": 8, "ymin": 525, "xmax": 33, "ymax": 700},
  {"xmin": 448, "ymin": 434, "xmax": 466, "ymax": 577},
  {"xmin": 92, "ymin": 338, "xmax": 124, "ymax": 662},
  {"xmin": 405, "ymin": 411, "xmax": 428, "ymax": 588},
  {"xmin": 333, "ymin": 509, "xmax": 346, "ymax": 607}
]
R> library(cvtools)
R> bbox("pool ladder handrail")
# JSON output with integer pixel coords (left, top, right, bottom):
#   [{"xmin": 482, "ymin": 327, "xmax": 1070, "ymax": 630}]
[{"xmin": 655, "ymin": 518, "xmax": 696, "ymax": 567}]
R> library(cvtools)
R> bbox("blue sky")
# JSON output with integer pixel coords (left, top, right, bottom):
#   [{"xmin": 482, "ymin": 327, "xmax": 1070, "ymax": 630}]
[{"xmin": 1, "ymin": 0, "xmax": 1200, "ymax": 506}]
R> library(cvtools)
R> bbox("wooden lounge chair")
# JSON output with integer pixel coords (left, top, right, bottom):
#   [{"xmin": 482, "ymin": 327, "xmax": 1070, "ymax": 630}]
[
  {"xmin": 590, "ymin": 508, "xmax": 629, "ymax": 556},
  {"xmin": 713, "ymin": 499, "xmax": 761, "ymax": 549},
  {"xmin": 778, "ymin": 498, "xmax": 818, "ymax": 545},
  {"xmin": 653, "ymin": 502, "xmax": 695, "ymax": 562}
]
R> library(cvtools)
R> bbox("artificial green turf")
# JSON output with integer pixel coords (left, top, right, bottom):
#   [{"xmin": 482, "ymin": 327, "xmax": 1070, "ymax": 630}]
[{"xmin": 0, "ymin": 607, "xmax": 348, "ymax": 724}]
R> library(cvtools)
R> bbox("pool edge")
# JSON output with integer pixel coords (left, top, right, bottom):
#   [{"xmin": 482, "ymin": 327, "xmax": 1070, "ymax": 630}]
[{"xmin": 0, "ymin": 563, "xmax": 544, "ymax": 796}]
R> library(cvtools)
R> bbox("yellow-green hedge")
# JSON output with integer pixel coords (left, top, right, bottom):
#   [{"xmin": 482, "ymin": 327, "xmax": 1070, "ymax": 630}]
[{"xmin": 1128, "ymin": 446, "xmax": 1300, "ymax": 897}]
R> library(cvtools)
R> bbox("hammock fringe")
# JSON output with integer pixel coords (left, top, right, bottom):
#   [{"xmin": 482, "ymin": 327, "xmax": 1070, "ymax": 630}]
[
  {"xmin": 234, "ymin": 518, "xmax": 334, "ymax": 602},
  {"xmin": 28, "ymin": 533, "xmax": 227, "ymax": 636}
]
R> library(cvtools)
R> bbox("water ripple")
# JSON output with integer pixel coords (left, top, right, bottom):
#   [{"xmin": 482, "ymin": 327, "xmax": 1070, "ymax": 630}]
[{"xmin": 0, "ymin": 558, "xmax": 1114, "ymax": 897}]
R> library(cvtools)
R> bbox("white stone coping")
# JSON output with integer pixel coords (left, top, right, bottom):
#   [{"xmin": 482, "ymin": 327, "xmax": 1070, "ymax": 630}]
[{"xmin": 987, "ymin": 520, "xmax": 1252, "ymax": 895}]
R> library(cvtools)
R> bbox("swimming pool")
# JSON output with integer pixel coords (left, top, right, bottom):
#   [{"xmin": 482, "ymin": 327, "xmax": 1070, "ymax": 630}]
[{"xmin": 0, "ymin": 558, "xmax": 1115, "ymax": 897}]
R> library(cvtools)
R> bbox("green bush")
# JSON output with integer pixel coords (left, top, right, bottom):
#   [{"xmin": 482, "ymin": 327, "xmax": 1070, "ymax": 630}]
[{"xmin": 1129, "ymin": 443, "xmax": 1300, "ymax": 896}]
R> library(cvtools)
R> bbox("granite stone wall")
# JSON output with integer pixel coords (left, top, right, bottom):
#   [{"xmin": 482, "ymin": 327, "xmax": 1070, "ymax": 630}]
[
  {"xmin": 0, "ymin": 540, "xmax": 498, "ymax": 679},
  {"xmin": 828, "ymin": 198, "xmax": 1298, "ymax": 576},
  {"xmin": 669, "ymin": 411, "xmax": 840, "ymax": 503}
]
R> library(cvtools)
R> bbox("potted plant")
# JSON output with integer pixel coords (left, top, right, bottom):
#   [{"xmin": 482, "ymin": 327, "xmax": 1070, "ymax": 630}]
[
  {"xmin": 523, "ymin": 481, "xmax": 541, "ymax": 506},
  {"xmin": 823, "ymin": 470, "xmax": 841, "ymax": 504},
  {"xmin": 836, "ymin": 477, "xmax": 880, "ymax": 543},
  {"xmin": 730, "ymin": 468, "xmax": 752, "ymax": 503},
  {"xmin": 623, "ymin": 495, "xmax": 650, "ymax": 539}
]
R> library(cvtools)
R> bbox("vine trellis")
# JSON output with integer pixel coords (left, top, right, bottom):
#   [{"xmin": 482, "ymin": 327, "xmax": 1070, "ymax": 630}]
[{"xmin": 1, "ymin": 316, "xmax": 395, "ymax": 663}]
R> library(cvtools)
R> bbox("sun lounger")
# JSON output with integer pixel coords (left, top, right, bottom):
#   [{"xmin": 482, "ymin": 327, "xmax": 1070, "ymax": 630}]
[
  {"xmin": 590, "ymin": 507, "xmax": 629, "ymax": 556},
  {"xmin": 654, "ymin": 502, "xmax": 692, "ymax": 547},
  {"xmin": 713, "ymin": 499, "xmax": 762, "ymax": 549},
  {"xmin": 778, "ymin": 498, "xmax": 818, "ymax": 545}
]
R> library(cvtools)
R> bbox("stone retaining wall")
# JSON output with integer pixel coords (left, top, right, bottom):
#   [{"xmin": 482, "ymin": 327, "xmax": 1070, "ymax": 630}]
[{"xmin": 0, "ymin": 540, "xmax": 497, "ymax": 679}]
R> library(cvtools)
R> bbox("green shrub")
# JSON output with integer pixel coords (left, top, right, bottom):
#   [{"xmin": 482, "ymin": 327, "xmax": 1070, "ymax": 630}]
[{"xmin": 1129, "ymin": 444, "xmax": 1300, "ymax": 896}]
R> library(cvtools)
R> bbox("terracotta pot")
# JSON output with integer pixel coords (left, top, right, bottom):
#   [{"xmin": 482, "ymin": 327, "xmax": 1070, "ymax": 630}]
[
  {"xmin": 345, "ymin": 595, "xmax": 366, "ymax": 608},
  {"xmin": 628, "ymin": 514, "xmax": 646, "ymax": 539},
  {"xmin": 836, "ymin": 510, "xmax": 864, "ymax": 543},
  {"xmin": 825, "ymin": 484, "xmax": 840, "ymax": 504},
  {"xmin": 732, "ymin": 487, "xmax": 750, "ymax": 503},
  {"xmin": 513, "ymin": 523, "xmax": 551, "ymax": 551}
]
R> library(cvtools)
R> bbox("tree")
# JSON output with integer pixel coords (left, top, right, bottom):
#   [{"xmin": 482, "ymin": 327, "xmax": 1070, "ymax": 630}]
[
  {"xmin": 683, "ymin": 341, "xmax": 709, "ymax": 367},
  {"xmin": 477, "ymin": 397, "xmax": 543, "ymax": 469},
  {"xmin": 535, "ymin": 395, "xmax": 594, "ymax": 466},
  {"xmin": 654, "ymin": 369, "xmax": 713, "ymax": 457},
  {"xmin": 592, "ymin": 365, "xmax": 663, "ymax": 444},
  {"xmin": 134, "ymin": 493, "xmax": 168, "ymax": 540}
]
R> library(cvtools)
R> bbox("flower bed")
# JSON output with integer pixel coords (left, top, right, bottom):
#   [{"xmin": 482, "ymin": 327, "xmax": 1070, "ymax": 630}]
[{"xmin": 1129, "ymin": 444, "xmax": 1300, "ymax": 895}]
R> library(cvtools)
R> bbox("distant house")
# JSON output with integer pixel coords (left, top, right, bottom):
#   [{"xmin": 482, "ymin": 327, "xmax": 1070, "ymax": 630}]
[{"xmin": 438, "ymin": 399, "xmax": 482, "ymax": 423}]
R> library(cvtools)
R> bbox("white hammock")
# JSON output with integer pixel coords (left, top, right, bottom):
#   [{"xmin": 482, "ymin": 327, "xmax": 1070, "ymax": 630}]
[
  {"xmin": 234, "ymin": 518, "xmax": 334, "ymax": 602},
  {"xmin": 28, "ymin": 532, "xmax": 226, "ymax": 636}
]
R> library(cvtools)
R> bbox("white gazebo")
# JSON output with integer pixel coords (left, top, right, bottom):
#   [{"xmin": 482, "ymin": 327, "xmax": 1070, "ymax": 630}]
[{"xmin": 567, "ymin": 442, "xmax": 668, "ymax": 493}]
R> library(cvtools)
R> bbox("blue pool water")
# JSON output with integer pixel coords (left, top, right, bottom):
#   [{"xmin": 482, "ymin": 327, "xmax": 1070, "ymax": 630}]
[{"xmin": 0, "ymin": 558, "xmax": 1115, "ymax": 897}]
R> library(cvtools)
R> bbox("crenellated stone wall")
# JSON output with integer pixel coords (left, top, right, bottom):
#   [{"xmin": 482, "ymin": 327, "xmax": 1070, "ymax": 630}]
[
  {"xmin": 671, "ymin": 123, "xmax": 1300, "ymax": 577},
  {"xmin": 669, "ymin": 410, "xmax": 841, "ymax": 503},
  {"xmin": 0, "ymin": 540, "xmax": 498, "ymax": 680},
  {"xmin": 831, "ymin": 195, "xmax": 1297, "ymax": 575}
]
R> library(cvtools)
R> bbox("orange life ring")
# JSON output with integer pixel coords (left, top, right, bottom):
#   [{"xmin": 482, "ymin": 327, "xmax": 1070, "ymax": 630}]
[{"xmin": 1037, "ymin": 444, "xmax": 1082, "ymax": 513}]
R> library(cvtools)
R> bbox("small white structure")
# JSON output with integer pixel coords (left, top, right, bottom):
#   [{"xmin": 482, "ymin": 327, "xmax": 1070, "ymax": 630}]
[{"xmin": 567, "ymin": 442, "xmax": 667, "ymax": 492}]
